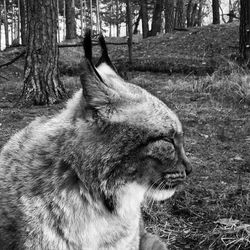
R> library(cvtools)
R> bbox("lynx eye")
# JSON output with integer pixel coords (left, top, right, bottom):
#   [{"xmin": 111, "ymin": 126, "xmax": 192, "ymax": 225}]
[
  {"xmin": 143, "ymin": 140, "xmax": 176, "ymax": 163},
  {"xmin": 145, "ymin": 155, "xmax": 162, "ymax": 165},
  {"xmin": 165, "ymin": 147, "xmax": 176, "ymax": 161}
]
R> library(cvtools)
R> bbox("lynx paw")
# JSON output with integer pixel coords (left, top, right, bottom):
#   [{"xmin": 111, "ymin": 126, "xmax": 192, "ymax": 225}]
[{"xmin": 139, "ymin": 233, "xmax": 168, "ymax": 250}]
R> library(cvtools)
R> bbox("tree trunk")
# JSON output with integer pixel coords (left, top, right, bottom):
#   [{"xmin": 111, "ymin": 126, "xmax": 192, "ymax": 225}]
[
  {"xmin": 133, "ymin": 9, "xmax": 142, "ymax": 34},
  {"xmin": 84, "ymin": 0, "xmax": 87, "ymax": 29},
  {"xmin": 126, "ymin": 0, "xmax": 132, "ymax": 63},
  {"xmin": 140, "ymin": 0, "xmax": 148, "ymax": 38},
  {"xmin": 18, "ymin": 0, "xmax": 21, "ymax": 43},
  {"xmin": 196, "ymin": 0, "xmax": 203, "ymax": 26},
  {"xmin": 116, "ymin": 24, "xmax": 120, "ymax": 37},
  {"xmin": 11, "ymin": 1, "xmax": 14, "ymax": 44},
  {"xmin": 186, "ymin": 0, "xmax": 192, "ymax": 27},
  {"xmin": 228, "ymin": 10, "xmax": 235, "ymax": 23},
  {"xmin": 96, "ymin": 0, "xmax": 100, "ymax": 34},
  {"xmin": 110, "ymin": 1, "xmax": 113, "ymax": 37},
  {"xmin": 239, "ymin": 0, "xmax": 250, "ymax": 63},
  {"xmin": 115, "ymin": 0, "xmax": 120, "ymax": 37},
  {"xmin": 65, "ymin": 0, "xmax": 76, "ymax": 39},
  {"xmin": 20, "ymin": 0, "xmax": 28, "ymax": 45},
  {"xmin": 165, "ymin": 0, "xmax": 175, "ymax": 32},
  {"xmin": 22, "ymin": 0, "xmax": 66, "ymax": 105},
  {"xmin": 149, "ymin": 0, "xmax": 163, "ymax": 36},
  {"xmin": 80, "ymin": 0, "xmax": 83, "ymax": 36},
  {"xmin": 90, "ymin": 0, "xmax": 93, "ymax": 31},
  {"xmin": 57, "ymin": 0, "xmax": 60, "ymax": 42},
  {"xmin": 63, "ymin": 0, "xmax": 66, "ymax": 39},
  {"xmin": 212, "ymin": 0, "xmax": 220, "ymax": 24},
  {"xmin": 4, "ymin": 0, "xmax": 9, "ymax": 48},
  {"xmin": 0, "ymin": 3, "xmax": 2, "ymax": 50},
  {"xmin": 175, "ymin": 0, "xmax": 185, "ymax": 29},
  {"xmin": 191, "ymin": 3, "xmax": 198, "ymax": 26}
]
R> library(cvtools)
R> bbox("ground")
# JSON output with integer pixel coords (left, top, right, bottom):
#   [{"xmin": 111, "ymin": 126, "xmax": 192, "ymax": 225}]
[{"xmin": 0, "ymin": 22, "xmax": 250, "ymax": 249}]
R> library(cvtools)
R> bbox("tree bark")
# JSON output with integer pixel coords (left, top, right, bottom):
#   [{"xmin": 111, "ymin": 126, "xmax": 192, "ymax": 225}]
[
  {"xmin": 186, "ymin": 0, "xmax": 192, "ymax": 27},
  {"xmin": 65, "ymin": 0, "xmax": 76, "ymax": 39},
  {"xmin": 57, "ymin": 0, "xmax": 60, "ymax": 42},
  {"xmin": 140, "ymin": 0, "xmax": 149, "ymax": 38},
  {"xmin": 96, "ymin": 0, "xmax": 100, "ymax": 33},
  {"xmin": 63, "ymin": 0, "xmax": 66, "ymax": 39},
  {"xmin": 18, "ymin": 0, "xmax": 21, "ymax": 44},
  {"xmin": 22, "ymin": 0, "xmax": 66, "ymax": 105},
  {"xmin": 20, "ymin": 0, "xmax": 28, "ymax": 45},
  {"xmin": 149, "ymin": 0, "xmax": 163, "ymax": 36},
  {"xmin": 239, "ymin": 0, "xmax": 250, "ymax": 63},
  {"xmin": 212, "ymin": 0, "xmax": 220, "ymax": 24},
  {"xmin": 165, "ymin": 0, "xmax": 175, "ymax": 32},
  {"xmin": 84, "ymin": 0, "xmax": 87, "ymax": 29},
  {"xmin": 115, "ymin": 0, "xmax": 120, "ymax": 37},
  {"xmin": 4, "ymin": 0, "xmax": 9, "ymax": 48},
  {"xmin": 191, "ymin": 3, "xmax": 198, "ymax": 26},
  {"xmin": 0, "ymin": 3, "xmax": 2, "ymax": 50},
  {"xmin": 175, "ymin": 0, "xmax": 185, "ymax": 29},
  {"xmin": 80, "ymin": 0, "xmax": 83, "ymax": 36},
  {"xmin": 90, "ymin": 0, "xmax": 93, "ymax": 31},
  {"xmin": 126, "ymin": 0, "xmax": 133, "ymax": 63},
  {"xmin": 196, "ymin": 0, "xmax": 203, "ymax": 26},
  {"xmin": 133, "ymin": 9, "xmax": 142, "ymax": 34},
  {"xmin": 11, "ymin": 1, "xmax": 14, "ymax": 44}
]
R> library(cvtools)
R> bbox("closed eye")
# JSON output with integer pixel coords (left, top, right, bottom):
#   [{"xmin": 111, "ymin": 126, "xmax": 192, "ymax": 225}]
[{"xmin": 145, "ymin": 155, "xmax": 163, "ymax": 165}]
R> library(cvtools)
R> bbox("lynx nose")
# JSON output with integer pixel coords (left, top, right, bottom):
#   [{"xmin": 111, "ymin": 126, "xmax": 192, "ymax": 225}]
[
  {"xmin": 173, "ymin": 133, "xmax": 192, "ymax": 176},
  {"xmin": 178, "ymin": 146, "xmax": 192, "ymax": 175},
  {"xmin": 183, "ymin": 159, "xmax": 192, "ymax": 175}
]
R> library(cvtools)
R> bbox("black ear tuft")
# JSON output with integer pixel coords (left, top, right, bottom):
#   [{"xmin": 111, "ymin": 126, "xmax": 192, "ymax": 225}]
[
  {"xmin": 82, "ymin": 29, "xmax": 104, "ymax": 83},
  {"xmin": 97, "ymin": 33, "xmax": 109, "ymax": 62},
  {"xmin": 83, "ymin": 29, "xmax": 92, "ymax": 62},
  {"xmin": 96, "ymin": 33, "xmax": 118, "ymax": 73}
]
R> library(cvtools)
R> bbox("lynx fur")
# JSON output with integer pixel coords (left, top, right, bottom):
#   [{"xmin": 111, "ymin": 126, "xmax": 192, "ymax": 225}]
[{"xmin": 0, "ymin": 30, "xmax": 192, "ymax": 250}]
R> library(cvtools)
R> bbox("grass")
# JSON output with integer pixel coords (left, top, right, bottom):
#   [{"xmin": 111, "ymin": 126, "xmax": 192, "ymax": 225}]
[
  {"xmin": 1, "ymin": 22, "xmax": 250, "ymax": 248},
  {"xmin": 199, "ymin": 63, "xmax": 250, "ymax": 106},
  {"xmin": 0, "ymin": 22, "xmax": 241, "ymax": 80},
  {"xmin": 129, "ymin": 69, "xmax": 250, "ymax": 249},
  {"xmin": 0, "ymin": 68, "xmax": 249, "ymax": 249}
]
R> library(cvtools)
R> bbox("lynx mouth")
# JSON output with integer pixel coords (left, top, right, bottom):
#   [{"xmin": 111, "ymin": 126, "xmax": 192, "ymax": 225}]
[{"xmin": 152, "ymin": 172, "xmax": 186, "ymax": 190}]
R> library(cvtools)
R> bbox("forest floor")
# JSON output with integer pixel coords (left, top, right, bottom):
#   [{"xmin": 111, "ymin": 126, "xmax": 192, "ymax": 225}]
[
  {"xmin": 0, "ymin": 22, "xmax": 240, "ymax": 80},
  {"xmin": 0, "ymin": 22, "xmax": 250, "ymax": 249}
]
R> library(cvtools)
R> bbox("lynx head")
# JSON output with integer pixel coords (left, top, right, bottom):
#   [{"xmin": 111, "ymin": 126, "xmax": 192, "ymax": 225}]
[{"xmin": 71, "ymin": 30, "xmax": 192, "ymax": 211}]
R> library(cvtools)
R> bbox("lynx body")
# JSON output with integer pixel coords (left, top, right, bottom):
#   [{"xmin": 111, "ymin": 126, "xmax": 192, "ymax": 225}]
[{"xmin": 0, "ymin": 31, "xmax": 191, "ymax": 250}]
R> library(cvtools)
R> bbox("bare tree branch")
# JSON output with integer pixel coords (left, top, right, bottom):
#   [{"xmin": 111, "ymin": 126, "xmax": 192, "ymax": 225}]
[{"xmin": 0, "ymin": 40, "xmax": 134, "ymax": 69}]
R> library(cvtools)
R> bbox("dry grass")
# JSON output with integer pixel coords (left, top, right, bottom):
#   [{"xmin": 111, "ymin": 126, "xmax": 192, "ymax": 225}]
[
  {"xmin": 1, "ymin": 21, "xmax": 249, "ymax": 249},
  {"xmin": 130, "ymin": 69, "xmax": 250, "ymax": 249},
  {"xmin": 0, "ymin": 66, "xmax": 249, "ymax": 249},
  {"xmin": 198, "ymin": 63, "xmax": 250, "ymax": 106}
]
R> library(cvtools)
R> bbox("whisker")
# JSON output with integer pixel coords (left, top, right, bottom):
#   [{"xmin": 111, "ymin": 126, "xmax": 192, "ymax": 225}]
[
  {"xmin": 148, "ymin": 180, "xmax": 164, "ymax": 214},
  {"xmin": 145, "ymin": 176, "xmax": 162, "ymax": 207}
]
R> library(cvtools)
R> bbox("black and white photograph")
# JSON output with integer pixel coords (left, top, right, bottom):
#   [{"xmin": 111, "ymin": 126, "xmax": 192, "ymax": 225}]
[{"xmin": 0, "ymin": 0, "xmax": 249, "ymax": 249}]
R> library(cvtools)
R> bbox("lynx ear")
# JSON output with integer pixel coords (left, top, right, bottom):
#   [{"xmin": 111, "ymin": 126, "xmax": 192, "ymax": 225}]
[
  {"xmin": 82, "ymin": 29, "xmax": 104, "ymax": 84},
  {"xmin": 96, "ymin": 33, "xmax": 118, "ymax": 73},
  {"xmin": 81, "ymin": 29, "xmax": 118, "ymax": 111}
]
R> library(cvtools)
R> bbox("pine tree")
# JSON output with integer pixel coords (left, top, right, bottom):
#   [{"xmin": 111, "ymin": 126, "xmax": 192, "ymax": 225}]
[
  {"xmin": 22, "ymin": 0, "xmax": 66, "ymax": 105},
  {"xmin": 212, "ymin": 0, "xmax": 220, "ymax": 24}
]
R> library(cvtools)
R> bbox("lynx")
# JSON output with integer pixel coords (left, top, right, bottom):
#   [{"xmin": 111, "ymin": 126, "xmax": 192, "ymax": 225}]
[{"xmin": 0, "ymin": 30, "xmax": 192, "ymax": 250}]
